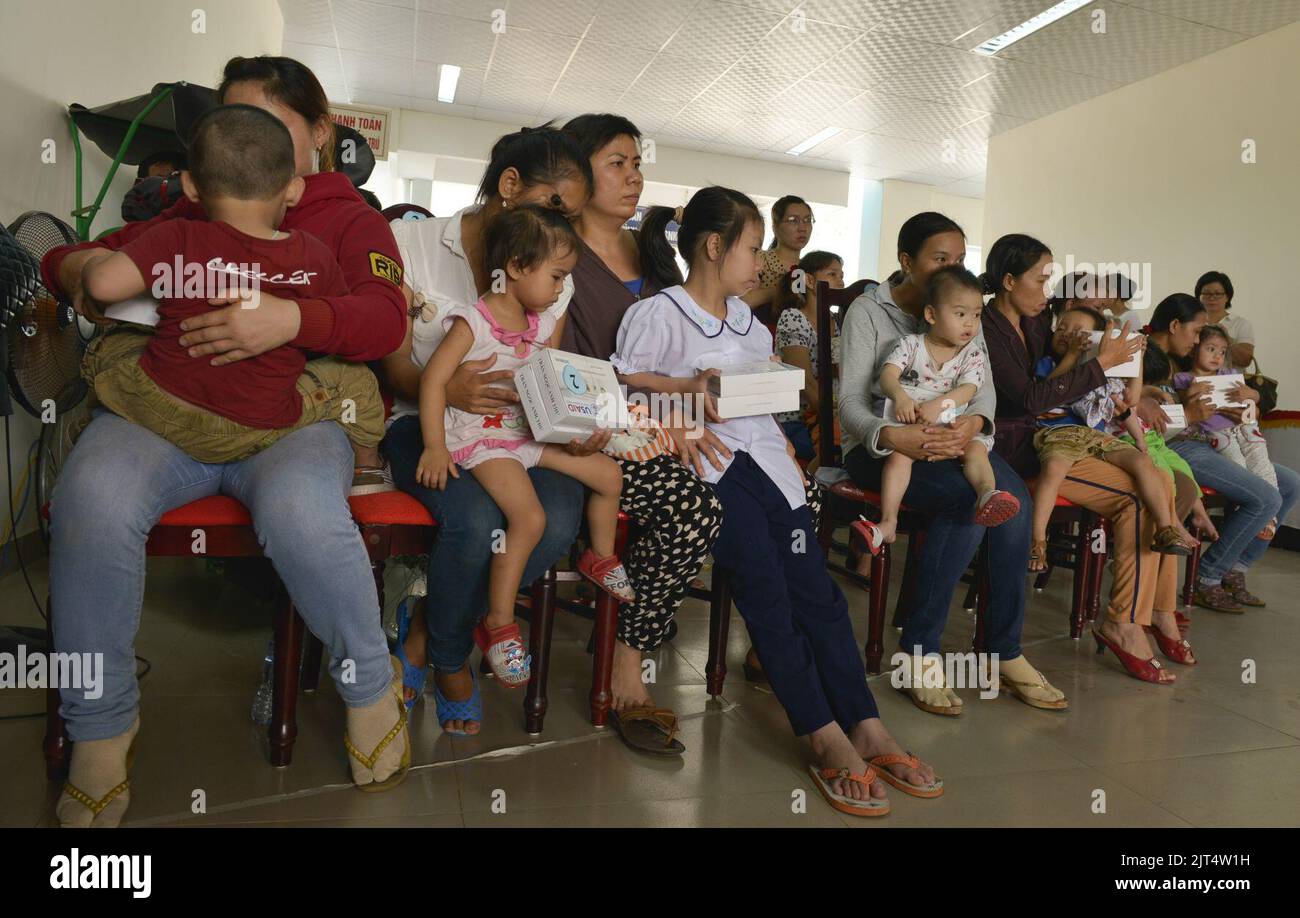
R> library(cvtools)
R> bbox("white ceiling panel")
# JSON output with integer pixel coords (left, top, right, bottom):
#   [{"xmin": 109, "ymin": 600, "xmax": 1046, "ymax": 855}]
[{"xmin": 279, "ymin": 0, "xmax": 1300, "ymax": 197}]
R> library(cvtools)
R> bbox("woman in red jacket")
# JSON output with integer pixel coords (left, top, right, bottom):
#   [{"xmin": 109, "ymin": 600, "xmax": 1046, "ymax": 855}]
[{"xmin": 42, "ymin": 57, "xmax": 409, "ymax": 826}]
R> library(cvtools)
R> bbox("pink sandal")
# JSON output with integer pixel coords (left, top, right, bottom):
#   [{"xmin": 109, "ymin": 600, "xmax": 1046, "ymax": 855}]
[
  {"xmin": 473, "ymin": 621, "xmax": 531, "ymax": 687},
  {"xmin": 850, "ymin": 516, "xmax": 886, "ymax": 556},
  {"xmin": 974, "ymin": 489, "xmax": 1021, "ymax": 527}
]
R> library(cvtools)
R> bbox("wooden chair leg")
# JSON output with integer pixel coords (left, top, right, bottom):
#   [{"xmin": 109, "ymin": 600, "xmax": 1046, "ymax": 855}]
[
  {"xmin": 972, "ymin": 543, "xmax": 990, "ymax": 653},
  {"xmin": 1088, "ymin": 519, "xmax": 1108, "ymax": 623},
  {"xmin": 523, "ymin": 568, "xmax": 557, "ymax": 735},
  {"xmin": 1183, "ymin": 536, "xmax": 1202, "ymax": 607},
  {"xmin": 1070, "ymin": 517, "xmax": 1093, "ymax": 639},
  {"xmin": 43, "ymin": 592, "xmax": 69, "ymax": 780},
  {"xmin": 301, "ymin": 633, "xmax": 324, "ymax": 693},
  {"xmin": 589, "ymin": 593, "xmax": 618, "ymax": 726},
  {"xmin": 865, "ymin": 544, "xmax": 891, "ymax": 674},
  {"xmin": 705, "ymin": 569, "xmax": 731, "ymax": 697},
  {"xmin": 891, "ymin": 530, "xmax": 924, "ymax": 628},
  {"xmin": 269, "ymin": 593, "xmax": 305, "ymax": 767}
]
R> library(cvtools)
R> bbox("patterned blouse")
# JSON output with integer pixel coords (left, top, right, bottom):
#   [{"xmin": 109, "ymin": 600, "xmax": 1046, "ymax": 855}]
[{"xmin": 774, "ymin": 307, "xmax": 816, "ymax": 422}]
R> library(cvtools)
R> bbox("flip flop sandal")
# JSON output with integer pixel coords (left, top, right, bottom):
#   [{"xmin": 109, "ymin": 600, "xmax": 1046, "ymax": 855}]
[
  {"xmin": 345, "ymin": 657, "xmax": 412, "ymax": 794},
  {"xmin": 973, "ymin": 489, "xmax": 1021, "ymax": 527},
  {"xmin": 392, "ymin": 596, "xmax": 427, "ymax": 711},
  {"xmin": 608, "ymin": 705, "xmax": 685, "ymax": 757},
  {"xmin": 1027, "ymin": 538, "xmax": 1049, "ymax": 573},
  {"xmin": 60, "ymin": 737, "xmax": 138, "ymax": 828},
  {"xmin": 998, "ymin": 670, "xmax": 1069, "ymax": 711},
  {"xmin": 867, "ymin": 752, "xmax": 944, "ymax": 798},
  {"xmin": 898, "ymin": 683, "xmax": 963, "ymax": 717},
  {"xmin": 807, "ymin": 764, "xmax": 890, "ymax": 817},
  {"xmin": 433, "ymin": 667, "xmax": 483, "ymax": 736},
  {"xmin": 1151, "ymin": 525, "xmax": 1194, "ymax": 556}
]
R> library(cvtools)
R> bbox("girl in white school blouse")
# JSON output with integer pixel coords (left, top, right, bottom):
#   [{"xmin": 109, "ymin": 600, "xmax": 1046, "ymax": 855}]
[{"xmin": 611, "ymin": 186, "xmax": 941, "ymax": 818}]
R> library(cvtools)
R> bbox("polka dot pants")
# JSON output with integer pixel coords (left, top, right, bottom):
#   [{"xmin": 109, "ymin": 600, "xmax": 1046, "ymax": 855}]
[{"xmin": 615, "ymin": 454, "xmax": 723, "ymax": 651}]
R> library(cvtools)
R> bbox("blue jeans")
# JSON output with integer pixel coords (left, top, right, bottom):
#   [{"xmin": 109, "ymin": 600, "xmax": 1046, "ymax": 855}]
[
  {"xmin": 382, "ymin": 414, "xmax": 583, "ymax": 672},
  {"xmin": 1170, "ymin": 439, "xmax": 1298, "ymax": 582},
  {"xmin": 50, "ymin": 412, "xmax": 393, "ymax": 742},
  {"xmin": 845, "ymin": 446, "xmax": 1029, "ymax": 659}
]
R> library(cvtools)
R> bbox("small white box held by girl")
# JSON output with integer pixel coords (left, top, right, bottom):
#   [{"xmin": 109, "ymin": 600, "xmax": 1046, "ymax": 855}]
[
  {"xmin": 515, "ymin": 347, "xmax": 629, "ymax": 443},
  {"xmin": 707, "ymin": 358, "xmax": 805, "ymax": 418}
]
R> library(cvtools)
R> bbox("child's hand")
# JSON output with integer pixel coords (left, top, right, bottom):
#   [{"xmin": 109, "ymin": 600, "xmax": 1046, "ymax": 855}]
[
  {"xmin": 1067, "ymin": 330, "xmax": 1092, "ymax": 357},
  {"xmin": 415, "ymin": 446, "xmax": 458, "ymax": 491},
  {"xmin": 916, "ymin": 398, "xmax": 950, "ymax": 426},
  {"xmin": 893, "ymin": 394, "xmax": 918, "ymax": 424}
]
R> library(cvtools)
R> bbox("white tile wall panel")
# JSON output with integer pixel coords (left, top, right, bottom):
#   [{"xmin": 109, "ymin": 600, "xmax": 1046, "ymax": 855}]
[
  {"xmin": 420, "ymin": 0, "xmax": 501, "ymax": 22},
  {"xmin": 344, "ymin": 51, "xmax": 415, "ymax": 96},
  {"xmin": 279, "ymin": 0, "xmax": 339, "ymax": 46},
  {"xmin": 489, "ymin": 28, "xmax": 581, "ymax": 78},
  {"xmin": 625, "ymin": 53, "xmax": 732, "ymax": 103},
  {"xmin": 1122, "ymin": 0, "xmax": 1300, "ymax": 36},
  {"xmin": 796, "ymin": 0, "xmax": 909, "ymax": 31}
]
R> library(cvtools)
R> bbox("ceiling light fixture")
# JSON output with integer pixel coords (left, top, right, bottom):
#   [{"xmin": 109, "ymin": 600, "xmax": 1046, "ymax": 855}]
[
  {"xmin": 437, "ymin": 64, "xmax": 461, "ymax": 103},
  {"xmin": 972, "ymin": 0, "xmax": 1094, "ymax": 56},
  {"xmin": 786, "ymin": 126, "xmax": 841, "ymax": 156}
]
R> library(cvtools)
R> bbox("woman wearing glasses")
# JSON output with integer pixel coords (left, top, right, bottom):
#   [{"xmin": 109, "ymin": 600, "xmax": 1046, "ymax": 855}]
[
  {"xmin": 1195, "ymin": 271, "xmax": 1254, "ymax": 369},
  {"xmin": 742, "ymin": 195, "xmax": 815, "ymax": 322}
]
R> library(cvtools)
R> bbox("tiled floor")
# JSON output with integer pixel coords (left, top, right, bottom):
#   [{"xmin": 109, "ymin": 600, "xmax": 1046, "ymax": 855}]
[{"xmin": 3, "ymin": 537, "xmax": 1298, "ymax": 828}]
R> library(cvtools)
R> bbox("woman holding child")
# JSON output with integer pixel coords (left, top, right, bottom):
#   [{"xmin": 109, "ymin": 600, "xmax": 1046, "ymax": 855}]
[
  {"xmin": 44, "ymin": 55, "xmax": 412, "ymax": 826},
  {"xmin": 839, "ymin": 213, "xmax": 1068, "ymax": 716},
  {"xmin": 1144, "ymin": 297, "xmax": 1300, "ymax": 613},
  {"xmin": 982, "ymin": 234, "xmax": 1193, "ymax": 682}
]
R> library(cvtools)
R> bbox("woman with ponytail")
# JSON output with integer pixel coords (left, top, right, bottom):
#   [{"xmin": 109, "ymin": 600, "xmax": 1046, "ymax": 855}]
[
  {"xmin": 981, "ymin": 234, "xmax": 1193, "ymax": 685},
  {"xmin": 557, "ymin": 114, "xmax": 723, "ymax": 752},
  {"xmin": 380, "ymin": 122, "xmax": 595, "ymax": 735}
]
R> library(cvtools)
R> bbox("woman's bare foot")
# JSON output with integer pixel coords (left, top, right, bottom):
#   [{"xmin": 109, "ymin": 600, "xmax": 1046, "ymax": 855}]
[
  {"xmin": 1098, "ymin": 618, "xmax": 1157, "ymax": 659},
  {"xmin": 434, "ymin": 665, "xmax": 480, "ymax": 734},
  {"xmin": 401, "ymin": 607, "xmax": 429, "ymax": 706},
  {"xmin": 1190, "ymin": 504, "xmax": 1218, "ymax": 541},
  {"xmin": 1151, "ymin": 609, "xmax": 1183, "ymax": 643},
  {"xmin": 849, "ymin": 717, "xmax": 937, "ymax": 790},
  {"xmin": 611, "ymin": 639, "xmax": 654, "ymax": 713},
  {"xmin": 809, "ymin": 723, "xmax": 886, "ymax": 803}
]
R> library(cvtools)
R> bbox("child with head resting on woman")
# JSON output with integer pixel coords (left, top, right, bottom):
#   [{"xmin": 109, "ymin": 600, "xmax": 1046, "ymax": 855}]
[
  {"xmin": 416, "ymin": 205, "xmax": 634, "ymax": 686},
  {"xmin": 852, "ymin": 265, "xmax": 1020, "ymax": 553},
  {"xmin": 1027, "ymin": 306, "xmax": 1197, "ymax": 570},
  {"xmin": 1174, "ymin": 325, "xmax": 1277, "ymax": 539}
]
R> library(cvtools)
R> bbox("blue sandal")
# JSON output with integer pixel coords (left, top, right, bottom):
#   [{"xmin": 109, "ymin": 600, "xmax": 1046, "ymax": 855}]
[
  {"xmin": 392, "ymin": 597, "xmax": 427, "ymax": 711},
  {"xmin": 432, "ymin": 667, "xmax": 483, "ymax": 735}
]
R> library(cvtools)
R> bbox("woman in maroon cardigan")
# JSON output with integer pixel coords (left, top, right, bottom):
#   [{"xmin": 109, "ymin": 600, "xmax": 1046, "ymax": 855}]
[{"xmin": 981, "ymin": 234, "xmax": 1193, "ymax": 684}]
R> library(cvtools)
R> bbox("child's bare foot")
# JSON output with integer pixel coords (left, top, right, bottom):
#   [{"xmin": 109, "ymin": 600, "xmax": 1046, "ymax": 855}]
[{"xmin": 1174, "ymin": 522, "xmax": 1199, "ymax": 548}]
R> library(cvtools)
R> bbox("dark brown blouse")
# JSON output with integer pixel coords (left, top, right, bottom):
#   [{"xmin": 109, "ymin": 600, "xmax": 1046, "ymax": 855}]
[
  {"xmin": 982, "ymin": 305, "xmax": 1108, "ymax": 477},
  {"xmin": 560, "ymin": 233, "xmax": 663, "ymax": 361}
]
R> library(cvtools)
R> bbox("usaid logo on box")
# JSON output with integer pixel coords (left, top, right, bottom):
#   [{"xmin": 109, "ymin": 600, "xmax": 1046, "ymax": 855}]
[{"xmin": 516, "ymin": 348, "xmax": 628, "ymax": 443}]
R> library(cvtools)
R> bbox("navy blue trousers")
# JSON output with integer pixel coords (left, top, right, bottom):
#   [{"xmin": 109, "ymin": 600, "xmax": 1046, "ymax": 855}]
[{"xmin": 712, "ymin": 452, "xmax": 878, "ymax": 736}]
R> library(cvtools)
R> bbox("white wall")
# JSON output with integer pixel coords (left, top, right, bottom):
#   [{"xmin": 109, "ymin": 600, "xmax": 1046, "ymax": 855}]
[
  {"xmin": 0, "ymin": 0, "xmax": 283, "ymax": 543},
  {"xmin": 877, "ymin": 179, "xmax": 985, "ymax": 281},
  {"xmin": 983, "ymin": 20, "xmax": 1300, "ymax": 405}
]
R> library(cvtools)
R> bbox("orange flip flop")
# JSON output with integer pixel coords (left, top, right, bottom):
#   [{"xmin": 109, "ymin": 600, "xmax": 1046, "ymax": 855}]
[
  {"xmin": 807, "ymin": 764, "xmax": 891, "ymax": 817},
  {"xmin": 868, "ymin": 752, "xmax": 944, "ymax": 798}
]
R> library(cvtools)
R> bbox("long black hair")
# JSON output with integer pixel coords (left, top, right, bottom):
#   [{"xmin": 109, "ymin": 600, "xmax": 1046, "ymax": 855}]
[
  {"xmin": 1148, "ymin": 292, "xmax": 1206, "ymax": 333},
  {"xmin": 640, "ymin": 186, "xmax": 763, "ymax": 285},
  {"xmin": 768, "ymin": 194, "xmax": 810, "ymax": 249},
  {"xmin": 982, "ymin": 233, "xmax": 1051, "ymax": 296},
  {"xmin": 476, "ymin": 123, "xmax": 593, "ymax": 205},
  {"xmin": 775, "ymin": 250, "xmax": 843, "ymax": 313}
]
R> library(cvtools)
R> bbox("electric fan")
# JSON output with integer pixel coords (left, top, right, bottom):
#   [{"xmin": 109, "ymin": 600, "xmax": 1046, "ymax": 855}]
[{"xmin": 3, "ymin": 211, "xmax": 94, "ymax": 419}]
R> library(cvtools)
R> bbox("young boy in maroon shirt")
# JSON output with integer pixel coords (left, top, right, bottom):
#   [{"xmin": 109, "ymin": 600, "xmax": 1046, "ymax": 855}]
[{"xmin": 80, "ymin": 104, "xmax": 385, "ymax": 477}]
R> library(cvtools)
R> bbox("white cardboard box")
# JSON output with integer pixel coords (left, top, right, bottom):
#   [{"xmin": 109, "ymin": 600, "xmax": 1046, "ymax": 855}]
[
  {"xmin": 708, "ymin": 359, "xmax": 805, "ymax": 398},
  {"xmin": 1085, "ymin": 329, "xmax": 1144, "ymax": 377},
  {"xmin": 103, "ymin": 294, "xmax": 161, "ymax": 326},
  {"xmin": 1196, "ymin": 373, "xmax": 1249, "ymax": 409},
  {"xmin": 1161, "ymin": 403, "xmax": 1187, "ymax": 433},
  {"xmin": 515, "ymin": 348, "xmax": 627, "ymax": 444},
  {"xmin": 714, "ymin": 389, "xmax": 800, "ymax": 419}
]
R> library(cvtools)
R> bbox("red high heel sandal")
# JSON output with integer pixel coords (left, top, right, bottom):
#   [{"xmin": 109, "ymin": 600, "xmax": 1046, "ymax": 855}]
[
  {"xmin": 1144, "ymin": 626, "xmax": 1197, "ymax": 666},
  {"xmin": 1175, "ymin": 611, "xmax": 1191, "ymax": 635},
  {"xmin": 1092, "ymin": 629, "xmax": 1176, "ymax": 684}
]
